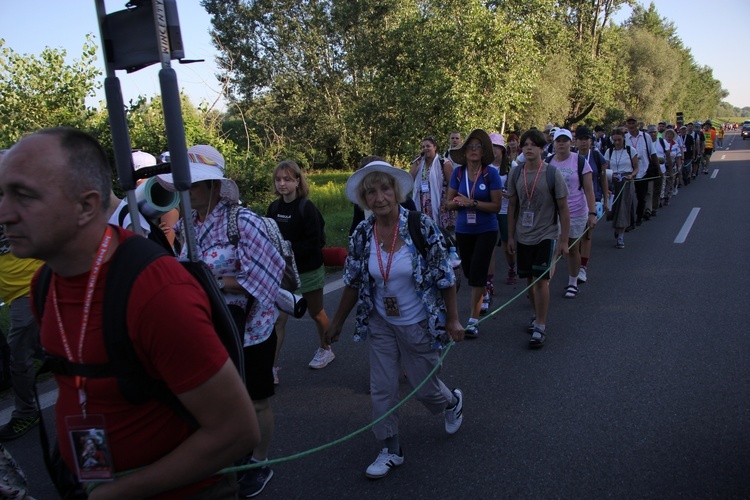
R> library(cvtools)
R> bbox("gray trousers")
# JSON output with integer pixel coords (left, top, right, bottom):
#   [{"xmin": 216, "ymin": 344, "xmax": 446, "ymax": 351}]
[
  {"xmin": 368, "ymin": 312, "xmax": 453, "ymax": 441},
  {"xmin": 8, "ymin": 297, "xmax": 40, "ymax": 418}
]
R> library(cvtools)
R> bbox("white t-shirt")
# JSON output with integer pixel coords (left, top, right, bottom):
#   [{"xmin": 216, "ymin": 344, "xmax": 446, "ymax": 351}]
[
  {"xmin": 369, "ymin": 239, "xmax": 427, "ymax": 325},
  {"xmin": 625, "ymin": 131, "xmax": 655, "ymax": 179},
  {"xmin": 604, "ymin": 146, "xmax": 636, "ymax": 174}
]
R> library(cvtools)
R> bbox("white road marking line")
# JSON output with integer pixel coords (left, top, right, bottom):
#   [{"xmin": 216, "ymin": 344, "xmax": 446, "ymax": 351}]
[
  {"xmin": 324, "ymin": 278, "xmax": 346, "ymax": 294},
  {"xmin": 674, "ymin": 208, "xmax": 700, "ymax": 244},
  {"xmin": 711, "ymin": 170, "xmax": 718, "ymax": 179},
  {"xmin": 721, "ymin": 154, "xmax": 726, "ymax": 160},
  {"xmin": 0, "ymin": 387, "xmax": 57, "ymax": 422}
]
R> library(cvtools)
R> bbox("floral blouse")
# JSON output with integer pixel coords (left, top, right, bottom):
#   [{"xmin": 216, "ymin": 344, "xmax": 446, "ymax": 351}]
[
  {"xmin": 344, "ymin": 206, "xmax": 455, "ymax": 349},
  {"xmin": 178, "ymin": 199, "xmax": 284, "ymax": 347}
]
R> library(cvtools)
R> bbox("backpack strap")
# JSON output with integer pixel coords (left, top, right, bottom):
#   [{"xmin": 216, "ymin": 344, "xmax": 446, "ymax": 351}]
[
  {"xmin": 408, "ymin": 210, "xmax": 427, "ymax": 259},
  {"xmin": 643, "ymin": 131, "xmax": 653, "ymax": 157},
  {"xmin": 546, "ymin": 164, "xmax": 560, "ymax": 225},
  {"xmin": 577, "ymin": 153, "xmax": 586, "ymax": 190},
  {"xmin": 227, "ymin": 204, "xmax": 242, "ymax": 247}
]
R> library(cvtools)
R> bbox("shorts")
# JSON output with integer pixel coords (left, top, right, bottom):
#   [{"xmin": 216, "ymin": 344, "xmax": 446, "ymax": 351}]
[
  {"xmin": 568, "ymin": 215, "xmax": 588, "ymax": 239},
  {"xmin": 299, "ymin": 264, "xmax": 325, "ymax": 294},
  {"xmin": 243, "ymin": 331, "xmax": 277, "ymax": 401},
  {"xmin": 517, "ymin": 239, "xmax": 556, "ymax": 280},
  {"xmin": 456, "ymin": 230, "xmax": 498, "ymax": 287},
  {"xmin": 229, "ymin": 304, "xmax": 276, "ymax": 401},
  {"xmin": 703, "ymin": 148, "xmax": 713, "ymax": 157},
  {"xmin": 496, "ymin": 214, "xmax": 509, "ymax": 245}
]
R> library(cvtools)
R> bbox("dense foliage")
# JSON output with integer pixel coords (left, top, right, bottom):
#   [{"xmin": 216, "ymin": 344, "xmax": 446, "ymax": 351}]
[
  {"xmin": 0, "ymin": 2, "xmax": 732, "ymax": 202},
  {"xmin": 202, "ymin": 0, "xmax": 726, "ymax": 173}
]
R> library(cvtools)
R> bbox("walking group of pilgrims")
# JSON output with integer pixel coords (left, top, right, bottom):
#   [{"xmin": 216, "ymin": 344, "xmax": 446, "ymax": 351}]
[{"xmin": 0, "ymin": 114, "xmax": 724, "ymax": 496}]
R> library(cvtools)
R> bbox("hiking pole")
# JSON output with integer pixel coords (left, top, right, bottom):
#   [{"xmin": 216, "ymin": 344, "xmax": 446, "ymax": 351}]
[{"xmin": 95, "ymin": 0, "xmax": 144, "ymax": 236}]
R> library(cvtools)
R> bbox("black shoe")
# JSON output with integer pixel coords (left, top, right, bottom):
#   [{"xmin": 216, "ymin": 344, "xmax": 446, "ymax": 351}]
[
  {"xmin": 239, "ymin": 462, "xmax": 274, "ymax": 497},
  {"xmin": 0, "ymin": 415, "xmax": 40, "ymax": 441}
]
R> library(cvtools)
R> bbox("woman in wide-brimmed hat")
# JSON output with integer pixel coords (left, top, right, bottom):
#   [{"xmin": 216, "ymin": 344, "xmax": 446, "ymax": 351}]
[
  {"xmin": 326, "ymin": 160, "xmax": 464, "ymax": 480},
  {"xmin": 445, "ymin": 129, "xmax": 503, "ymax": 337},
  {"xmin": 158, "ymin": 144, "xmax": 283, "ymax": 494}
]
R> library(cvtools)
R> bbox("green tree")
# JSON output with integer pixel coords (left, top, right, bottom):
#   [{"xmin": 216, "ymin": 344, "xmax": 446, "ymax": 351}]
[{"xmin": 0, "ymin": 35, "xmax": 100, "ymax": 148}]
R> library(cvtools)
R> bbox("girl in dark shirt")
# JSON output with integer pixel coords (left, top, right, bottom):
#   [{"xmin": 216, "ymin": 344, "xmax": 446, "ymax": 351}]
[{"xmin": 267, "ymin": 161, "xmax": 333, "ymax": 381}]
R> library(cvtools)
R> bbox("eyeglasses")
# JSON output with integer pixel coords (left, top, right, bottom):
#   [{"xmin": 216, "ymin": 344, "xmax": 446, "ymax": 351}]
[{"xmin": 466, "ymin": 144, "xmax": 482, "ymax": 151}]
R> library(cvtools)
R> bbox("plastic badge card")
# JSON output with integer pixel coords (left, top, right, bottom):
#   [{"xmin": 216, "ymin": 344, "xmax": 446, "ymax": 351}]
[{"xmin": 65, "ymin": 415, "xmax": 115, "ymax": 482}]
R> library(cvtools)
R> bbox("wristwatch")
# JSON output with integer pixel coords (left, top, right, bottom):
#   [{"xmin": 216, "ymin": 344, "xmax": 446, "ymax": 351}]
[
  {"xmin": 472, "ymin": 200, "xmax": 478, "ymax": 208},
  {"xmin": 217, "ymin": 277, "xmax": 225, "ymax": 290},
  {"xmin": 588, "ymin": 211, "xmax": 597, "ymax": 216}
]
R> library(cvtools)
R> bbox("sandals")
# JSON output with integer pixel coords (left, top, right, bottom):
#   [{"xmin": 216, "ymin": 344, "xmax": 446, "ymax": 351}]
[
  {"xmin": 529, "ymin": 327, "xmax": 546, "ymax": 348},
  {"xmin": 564, "ymin": 285, "xmax": 578, "ymax": 299}
]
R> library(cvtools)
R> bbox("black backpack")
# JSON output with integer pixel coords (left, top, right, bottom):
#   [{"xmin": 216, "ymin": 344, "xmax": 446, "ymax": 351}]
[
  {"xmin": 117, "ymin": 206, "xmax": 175, "ymax": 255},
  {"xmin": 407, "ymin": 210, "xmax": 455, "ymax": 259},
  {"xmin": 34, "ymin": 235, "xmax": 245, "ymax": 427}
]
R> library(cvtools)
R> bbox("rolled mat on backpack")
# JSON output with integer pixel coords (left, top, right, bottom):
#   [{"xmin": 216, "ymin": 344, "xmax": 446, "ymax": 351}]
[{"xmin": 322, "ymin": 247, "xmax": 348, "ymax": 267}]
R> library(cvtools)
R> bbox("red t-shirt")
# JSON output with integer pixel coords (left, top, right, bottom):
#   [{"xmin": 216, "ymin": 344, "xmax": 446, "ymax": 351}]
[{"xmin": 33, "ymin": 227, "xmax": 229, "ymax": 497}]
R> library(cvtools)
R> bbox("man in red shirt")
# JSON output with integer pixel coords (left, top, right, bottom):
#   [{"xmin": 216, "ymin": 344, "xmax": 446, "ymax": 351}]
[{"xmin": 0, "ymin": 128, "xmax": 258, "ymax": 498}]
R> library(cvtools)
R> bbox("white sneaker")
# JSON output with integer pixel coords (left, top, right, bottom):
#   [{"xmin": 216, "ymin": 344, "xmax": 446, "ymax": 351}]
[
  {"xmin": 444, "ymin": 388, "xmax": 463, "ymax": 434},
  {"xmin": 308, "ymin": 347, "xmax": 335, "ymax": 369},
  {"xmin": 577, "ymin": 266, "xmax": 588, "ymax": 283},
  {"xmin": 673, "ymin": 187, "xmax": 678, "ymax": 196},
  {"xmin": 365, "ymin": 448, "xmax": 404, "ymax": 479}
]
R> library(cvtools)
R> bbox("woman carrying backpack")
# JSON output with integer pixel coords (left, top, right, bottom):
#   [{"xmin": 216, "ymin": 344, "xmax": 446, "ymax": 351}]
[
  {"xmin": 604, "ymin": 129, "xmax": 638, "ymax": 249},
  {"xmin": 267, "ymin": 160, "xmax": 333, "ymax": 380}
]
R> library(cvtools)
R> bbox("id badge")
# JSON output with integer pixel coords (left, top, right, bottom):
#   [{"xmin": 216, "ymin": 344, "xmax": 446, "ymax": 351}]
[
  {"xmin": 65, "ymin": 414, "xmax": 115, "ymax": 482},
  {"xmin": 383, "ymin": 296, "xmax": 401, "ymax": 317},
  {"xmin": 466, "ymin": 210, "xmax": 477, "ymax": 224},
  {"xmin": 421, "ymin": 181, "xmax": 429, "ymax": 193},
  {"xmin": 521, "ymin": 209, "xmax": 535, "ymax": 227}
]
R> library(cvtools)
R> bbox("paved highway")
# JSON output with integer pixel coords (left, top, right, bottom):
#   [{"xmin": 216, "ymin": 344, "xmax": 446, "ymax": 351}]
[{"xmin": 4, "ymin": 131, "xmax": 749, "ymax": 498}]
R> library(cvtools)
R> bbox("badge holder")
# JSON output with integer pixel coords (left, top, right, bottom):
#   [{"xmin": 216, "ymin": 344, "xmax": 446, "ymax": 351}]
[
  {"xmin": 521, "ymin": 209, "xmax": 535, "ymax": 227},
  {"xmin": 65, "ymin": 415, "xmax": 115, "ymax": 482}
]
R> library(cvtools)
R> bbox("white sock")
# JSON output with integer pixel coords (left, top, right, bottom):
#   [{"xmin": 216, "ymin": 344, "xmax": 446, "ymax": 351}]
[{"xmin": 568, "ymin": 275, "xmax": 578, "ymax": 287}]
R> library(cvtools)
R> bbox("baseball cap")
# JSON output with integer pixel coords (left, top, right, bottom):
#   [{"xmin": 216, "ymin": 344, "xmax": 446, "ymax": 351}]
[
  {"xmin": 553, "ymin": 129, "xmax": 573, "ymax": 141},
  {"xmin": 132, "ymin": 151, "xmax": 156, "ymax": 171}
]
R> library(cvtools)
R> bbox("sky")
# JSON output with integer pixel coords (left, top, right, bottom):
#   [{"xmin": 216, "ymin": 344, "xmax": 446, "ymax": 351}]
[{"xmin": 2, "ymin": 1, "xmax": 750, "ymax": 112}]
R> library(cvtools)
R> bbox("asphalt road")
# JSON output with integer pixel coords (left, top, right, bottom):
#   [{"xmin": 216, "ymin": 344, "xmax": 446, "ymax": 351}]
[{"xmin": 4, "ymin": 131, "xmax": 749, "ymax": 499}]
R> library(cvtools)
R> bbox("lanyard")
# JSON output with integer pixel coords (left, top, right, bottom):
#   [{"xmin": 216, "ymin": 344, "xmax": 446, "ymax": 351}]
[
  {"xmin": 464, "ymin": 166, "xmax": 482, "ymax": 200},
  {"xmin": 421, "ymin": 156, "xmax": 432, "ymax": 183},
  {"xmin": 373, "ymin": 222, "xmax": 399, "ymax": 289},
  {"xmin": 522, "ymin": 159, "xmax": 544, "ymax": 208},
  {"xmin": 629, "ymin": 133, "xmax": 641, "ymax": 150},
  {"xmin": 614, "ymin": 148, "xmax": 627, "ymax": 173},
  {"xmin": 51, "ymin": 226, "xmax": 113, "ymax": 418}
]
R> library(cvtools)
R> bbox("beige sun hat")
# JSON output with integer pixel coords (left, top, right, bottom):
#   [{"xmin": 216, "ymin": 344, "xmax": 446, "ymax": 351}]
[
  {"xmin": 344, "ymin": 160, "xmax": 413, "ymax": 204},
  {"xmin": 157, "ymin": 145, "xmax": 239, "ymax": 203}
]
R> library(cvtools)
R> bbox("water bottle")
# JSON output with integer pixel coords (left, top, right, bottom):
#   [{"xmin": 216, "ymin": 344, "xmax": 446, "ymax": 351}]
[
  {"xmin": 448, "ymin": 246, "xmax": 462, "ymax": 292},
  {"xmin": 448, "ymin": 246, "xmax": 461, "ymax": 269}
]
